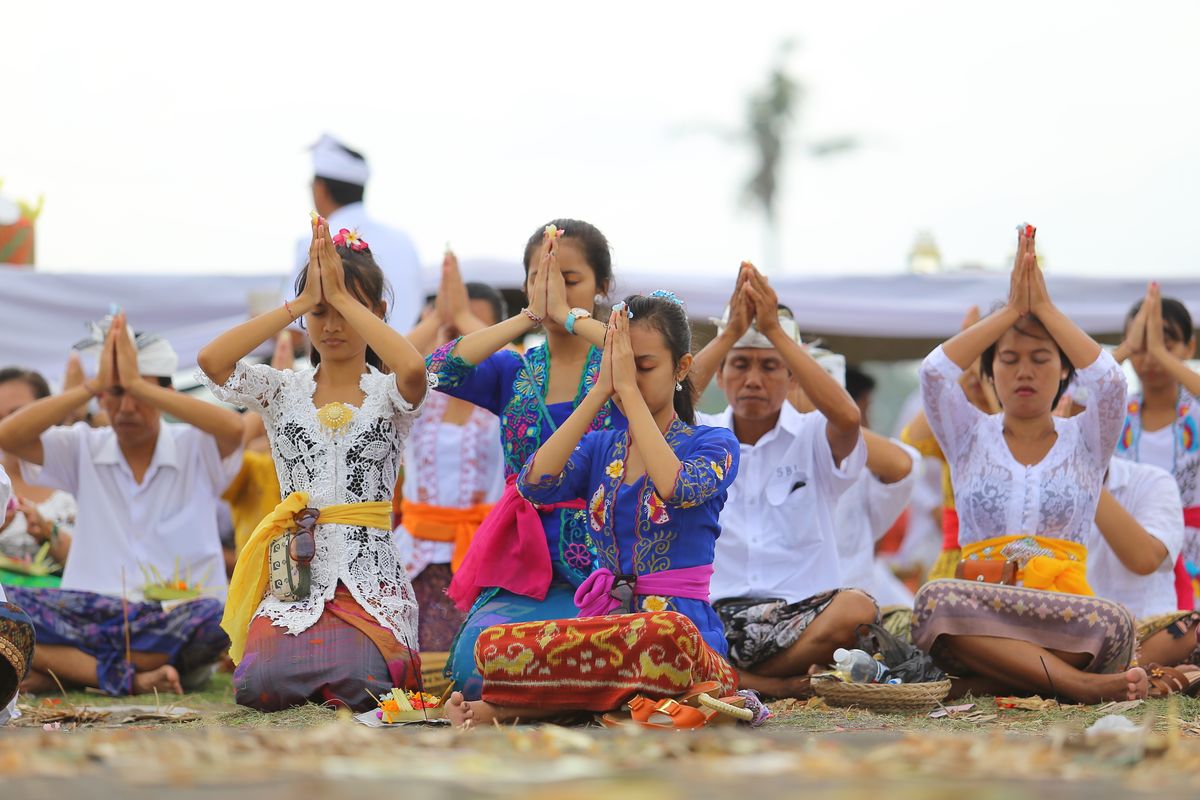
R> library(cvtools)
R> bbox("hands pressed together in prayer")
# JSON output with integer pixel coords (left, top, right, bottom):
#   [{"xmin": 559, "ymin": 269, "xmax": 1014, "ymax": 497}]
[
  {"xmin": 719, "ymin": 261, "xmax": 782, "ymax": 342},
  {"xmin": 523, "ymin": 229, "xmax": 572, "ymax": 327},
  {"xmin": 1004, "ymin": 225, "xmax": 1055, "ymax": 319},
  {"xmin": 297, "ymin": 218, "xmax": 356, "ymax": 316}
]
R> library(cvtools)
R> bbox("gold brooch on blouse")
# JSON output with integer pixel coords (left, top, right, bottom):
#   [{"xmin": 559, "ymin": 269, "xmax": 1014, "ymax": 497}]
[{"xmin": 316, "ymin": 401, "xmax": 354, "ymax": 433}]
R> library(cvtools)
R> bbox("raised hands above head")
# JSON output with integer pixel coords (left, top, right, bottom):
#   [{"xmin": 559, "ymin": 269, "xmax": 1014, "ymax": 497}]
[
  {"xmin": 314, "ymin": 222, "xmax": 351, "ymax": 308},
  {"xmin": 741, "ymin": 264, "xmax": 782, "ymax": 335},
  {"xmin": 110, "ymin": 313, "xmax": 143, "ymax": 389}
]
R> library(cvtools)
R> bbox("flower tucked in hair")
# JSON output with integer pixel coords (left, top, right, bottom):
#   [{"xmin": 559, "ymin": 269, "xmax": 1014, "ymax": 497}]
[
  {"xmin": 647, "ymin": 289, "xmax": 684, "ymax": 308},
  {"xmin": 544, "ymin": 223, "xmax": 563, "ymax": 240},
  {"xmin": 333, "ymin": 227, "xmax": 369, "ymax": 252}
]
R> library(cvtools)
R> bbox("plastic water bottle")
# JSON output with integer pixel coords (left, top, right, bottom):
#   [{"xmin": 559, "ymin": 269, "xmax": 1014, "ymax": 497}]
[{"xmin": 833, "ymin": 648, "xmax": 889, "ymax": 683}]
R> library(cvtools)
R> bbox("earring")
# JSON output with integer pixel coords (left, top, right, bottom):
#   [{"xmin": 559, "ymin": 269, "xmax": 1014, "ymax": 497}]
[
  {"xmin": 675, "ymin": 381, "xmax": 683, "ymax": 392},
  {"xmin": 594, "ymin": 294, "xmax": 605, "ymax": 304}
]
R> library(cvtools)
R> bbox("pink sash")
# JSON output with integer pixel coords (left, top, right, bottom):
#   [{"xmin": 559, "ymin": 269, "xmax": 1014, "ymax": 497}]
[
  {"xmin": 447, "ymin": 475, "xmax": 585, "ymax": 612},
  {"xmin": 573, "ymin": 564, "xmax": 715, "ymax": 617}
]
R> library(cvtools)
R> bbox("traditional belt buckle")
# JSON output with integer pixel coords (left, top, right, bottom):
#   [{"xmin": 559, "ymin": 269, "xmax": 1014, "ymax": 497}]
[{"xmin": 289, "ymin": 507, "xmax": 319, "ymax": 564}]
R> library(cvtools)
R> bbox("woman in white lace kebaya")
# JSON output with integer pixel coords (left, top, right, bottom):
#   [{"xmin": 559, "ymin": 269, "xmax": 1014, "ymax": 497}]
[
  {"xmin": 198, "ymin": 219, "xmax": 430, "ymax": 711},
  {"xmin": 911, "ymin": 225, "xmax": 1150, "ymax": 703}
]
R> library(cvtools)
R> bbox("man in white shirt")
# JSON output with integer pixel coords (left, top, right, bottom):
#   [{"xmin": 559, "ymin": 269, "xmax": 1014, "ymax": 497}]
[
  {"xmin": 292, "ymin": 134, "xmax": 423, "ymax": 332},
  {"xmin": 0, "ymin": 316, "xmax": 243, "ymax": 696},
  {"xmin": 1089, "ymin": 457, "xmax": 1200, "ymax": 671},
  {"xmin": 0, "ymin": 464, "xmax": 36, "ymax": 726},
  {"xmin": 690, "ymin": 263, "xmax": 876, "ymax": 698}
]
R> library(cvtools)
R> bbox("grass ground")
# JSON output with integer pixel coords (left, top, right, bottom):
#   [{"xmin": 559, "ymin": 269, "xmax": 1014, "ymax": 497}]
[{"xmin": 6, "ymin": 676, "xmax": 1200, "ymax": 796}]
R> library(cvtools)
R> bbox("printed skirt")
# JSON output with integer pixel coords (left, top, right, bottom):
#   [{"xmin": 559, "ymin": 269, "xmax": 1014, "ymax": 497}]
[
  {"xmin": 475, "ymin": 610, "xmax": 738, "ymax": 712},
  {"xmin": 234, "ymin": 584, "xmax": 420, "ymax": 712},
  {"xmin": 5, "ymin": 586, "xmax": 227, "ymax": 696},
  {"xmin": 911, "ymin": 579, "xmax": 1135, "ymax": 674},
  {"xmin": 445, "ymin": 582, "xmax": 580, "ymax": 701}
]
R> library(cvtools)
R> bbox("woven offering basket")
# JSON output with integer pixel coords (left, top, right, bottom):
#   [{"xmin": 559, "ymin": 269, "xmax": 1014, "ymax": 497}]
[{"xmin": 811, "ymin": 677, "xmax": 952, "ymax": 713}]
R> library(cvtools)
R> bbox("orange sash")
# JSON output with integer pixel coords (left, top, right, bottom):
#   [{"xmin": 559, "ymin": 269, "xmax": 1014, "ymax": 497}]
[{"xmin": 400, "ymin": 499, "xmax": 494, "ymax": 572}]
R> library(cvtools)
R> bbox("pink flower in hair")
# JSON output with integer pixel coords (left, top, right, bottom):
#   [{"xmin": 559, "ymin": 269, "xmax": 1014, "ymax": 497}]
[{"xmin": 333, "ymin": 227, "xmax": 369, "ymax": 252}]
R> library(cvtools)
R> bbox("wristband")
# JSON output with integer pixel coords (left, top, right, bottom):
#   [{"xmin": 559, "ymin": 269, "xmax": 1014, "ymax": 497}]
[
  {"xmin": 522, "ymin": 308, "xmax": 544, "ymax": 325},
  {"xmin": 284, "ymin": 300, "xmax": 297, "ymax": 321}
]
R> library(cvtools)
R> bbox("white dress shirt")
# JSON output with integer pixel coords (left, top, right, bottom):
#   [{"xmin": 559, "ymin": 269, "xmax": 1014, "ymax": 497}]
[
  {"xmin": 835, "ymin": 440, "xmax": 921, "ymax": 606},
  {"xmin": 21, "ymin": 422, "xmax": 240, "ymax": 601},
  {"xmin": 1087, "ymin": 458, "xmax": 1183, "ymax": 619},
  {"xmin": 699, "ymin": 401, "xmax": 867, "ymax": 604},
  {"xmin": 293, "ymin": 201, "xmax": 422, "ymax": 332}
]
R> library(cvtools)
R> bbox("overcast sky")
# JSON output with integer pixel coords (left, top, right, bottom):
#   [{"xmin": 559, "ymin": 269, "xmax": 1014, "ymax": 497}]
[{"xmin": 4, "ymin": 0, "xmax": 1199, "ymax": 280}]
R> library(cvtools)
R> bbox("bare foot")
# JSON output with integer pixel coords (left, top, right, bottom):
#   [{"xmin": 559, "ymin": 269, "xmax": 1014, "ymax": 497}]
[
  {"xmin": 446, "ymin": 691, "xmax": 474, "ymax": 729},
  {"xmin": 132, "ymin": 664, "xmax": 183, "ymax": 695},
  {"xmin": 1124, "ymin": 667, "xmax": 1149, "ymax": 700},
  {"xmin": 19, "ymin": 670, "xmax": 56, "ymax": 694}
]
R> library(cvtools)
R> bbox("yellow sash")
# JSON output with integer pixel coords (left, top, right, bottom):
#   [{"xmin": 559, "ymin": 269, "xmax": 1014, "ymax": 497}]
[
  {"xmin": 400, "ymin": 499, "xmax": 494, "ymax": 572},
  {"xmin": 960, "ymin": 534, "xmax": 1093, "ymax": 596},
  {"xmin": 222, "ymin": 492, "xmax": 392, "ymax": 664}
]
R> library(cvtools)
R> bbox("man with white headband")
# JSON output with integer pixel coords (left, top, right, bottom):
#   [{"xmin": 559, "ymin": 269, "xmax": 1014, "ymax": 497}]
[
  {"xmin": 292, "ymin": 134, "xmax": 422, "ymax": 332},
  {"xmin": 0, "ymin": 314, "xmax": 244, "ymax": 697},
  {"xmin": 690, "ymin": 262, "xmax": 876, "ymax": 699}
]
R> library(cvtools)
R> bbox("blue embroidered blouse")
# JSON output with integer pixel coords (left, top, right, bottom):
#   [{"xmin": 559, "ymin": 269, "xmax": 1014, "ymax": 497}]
[
  {"xmin": 425, "ymin": 340, "xmax": 625, "ymax": 586},
  {"xmin": 516, "ymin": 419, "xmax": 740, "ymax": 656}
]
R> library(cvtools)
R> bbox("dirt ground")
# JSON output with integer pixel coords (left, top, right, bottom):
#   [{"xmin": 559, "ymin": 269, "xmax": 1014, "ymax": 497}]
[{"xmin": 4, "ymin": 675, "xmax": 1200, "ymax": 798}]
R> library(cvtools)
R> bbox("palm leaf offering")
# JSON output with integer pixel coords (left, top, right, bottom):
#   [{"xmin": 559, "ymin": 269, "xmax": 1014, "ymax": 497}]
[
  {"xmin": 0, "ymin": 541, "xmax": 61, "ymax": 576},
  {"xmin": 138, "ymin": 560, "xmax": 209, "ymax": 601}
]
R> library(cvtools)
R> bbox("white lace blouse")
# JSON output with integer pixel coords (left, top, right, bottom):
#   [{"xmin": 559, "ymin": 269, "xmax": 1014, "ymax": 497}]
[
  {"xmin": 201, "ymin": 361, "xmax": 426, "ymax": 646},
  {"xmin": 920, "ymin": 345, "xmax": 1127, "ymax": 546}
]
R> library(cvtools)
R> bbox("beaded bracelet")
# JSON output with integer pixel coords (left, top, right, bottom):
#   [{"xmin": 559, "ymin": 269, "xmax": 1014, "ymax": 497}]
[{"xmin": 522, "ymin": 308, "xmax": 544, "ymax": 324}]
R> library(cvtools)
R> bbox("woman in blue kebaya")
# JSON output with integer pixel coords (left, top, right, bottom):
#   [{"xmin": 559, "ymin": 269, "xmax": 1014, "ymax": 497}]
[
  {"xmin": 425, "ymin": 220, "xmax": 625, "ymax": 698},
  {"xmin": 446, "ymin": 293, "xmax": 741, "ymax": 728}
]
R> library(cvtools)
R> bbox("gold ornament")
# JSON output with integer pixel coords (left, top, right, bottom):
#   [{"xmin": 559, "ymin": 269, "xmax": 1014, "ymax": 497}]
[{"xmin": 316, "ymin": 401, "xmax": 354, "ymax": 433}]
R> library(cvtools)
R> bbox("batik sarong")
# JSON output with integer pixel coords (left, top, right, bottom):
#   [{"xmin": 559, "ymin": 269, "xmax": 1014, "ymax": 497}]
[
  {"xmin": 234, "ymin": 584, "xmax": 420, "ymax": 712},
  {"xmin": 475, "ymin": 610, "xmax": 737, "ymax": 712},
  {"xmin": 714, "ymin": 589, "xmax": 879, "ymax": 670},
  {"xmin": 912, "ymin": 579, "xmax": 1135, "ymax": 675},
  {"xmin": 411, "ymin": 563, "xmax": 465, "ymax": 652},
  {"xmin": 4, "ymin": 586, "xmax": 227, "ymax": 696}
]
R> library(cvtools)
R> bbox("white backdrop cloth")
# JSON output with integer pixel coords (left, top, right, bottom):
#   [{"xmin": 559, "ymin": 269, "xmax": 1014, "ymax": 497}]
[{"xmin": 4, "ymin": 264, "xmax": 1200, "ymax": 379}]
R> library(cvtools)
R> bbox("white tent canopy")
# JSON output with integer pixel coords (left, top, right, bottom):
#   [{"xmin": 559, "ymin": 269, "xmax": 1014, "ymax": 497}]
[{"xmin": 3, "ymin": 264, "xmax": 1199, "ymax": 380}]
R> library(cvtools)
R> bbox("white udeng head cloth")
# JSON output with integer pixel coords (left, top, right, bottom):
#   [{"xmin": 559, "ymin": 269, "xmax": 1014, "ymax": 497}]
[
  {"xmin": 710, "ymin": 305, "xmax": 846, "ymax": 387},
  {"xmin": 73, "ymin": 317, "xmax": 179, "ymax": 378},
  {"xmin": 710, "ymin": 304, "xmax": 804, "ymax": 350},
  {"xmin": 311, "ymin": 134, "xmax": 370, "ymax": 185}
]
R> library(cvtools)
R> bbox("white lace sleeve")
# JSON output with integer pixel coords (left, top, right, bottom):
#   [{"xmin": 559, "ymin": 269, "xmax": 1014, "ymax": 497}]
[
  {"xmin": 919, "ymin": 345, "xmax": 986, "ymax": 462},
  {"xmin": 1071, "ymin": 349, "xmax": 1127, "ymax": 465},
  {"xmin": 361, "ymin": 368, "xmax": 436, "ymax": 420},
  {"xmin": 195, "ymin": 361, "xmax": 286, "ymax": 415}
]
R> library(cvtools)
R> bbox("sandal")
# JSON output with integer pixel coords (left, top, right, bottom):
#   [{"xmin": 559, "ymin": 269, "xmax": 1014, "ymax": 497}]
[
  {"xmin": 1147, "ymin": 664, "xmax": 1200, "ymax": 698},
  {"xmin": 614, "ymin": 681, "xmax": 724, "ymax": 725}
]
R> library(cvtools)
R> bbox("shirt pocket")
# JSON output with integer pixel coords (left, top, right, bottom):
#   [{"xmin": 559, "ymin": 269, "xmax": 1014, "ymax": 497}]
[{"xmin": 765, "ymin": 467, "xmax": 812, "ymax": 507}]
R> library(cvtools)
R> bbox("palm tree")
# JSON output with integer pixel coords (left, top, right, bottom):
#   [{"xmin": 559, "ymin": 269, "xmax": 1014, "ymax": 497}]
[{"xmin": 741, "ymin": 41, "xmax": 855, "ymax": 271}]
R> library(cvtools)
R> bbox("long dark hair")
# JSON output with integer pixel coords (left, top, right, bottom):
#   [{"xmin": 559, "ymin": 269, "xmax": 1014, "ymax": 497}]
[
  {"xmin": 294, "ymin": 244, "xmax": 393, "ymax": 372},
  {"xmin": 622, "ymin": 293, "xmax": 696, "ymax": 424},
  {"xmin": 980, "ymin": 311, "xmax": 1075, "ymax": 408},
  {"xmin": 522, "ymin": 219, "xmax": 614, "ymax": 299}
]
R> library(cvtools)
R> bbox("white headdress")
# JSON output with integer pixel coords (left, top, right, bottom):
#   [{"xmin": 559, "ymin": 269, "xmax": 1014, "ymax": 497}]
[
  {"xmin": 72, "ymin": 316, "xmax": 179, "ymax": 378},
  {"xmin": 311, "ymin": 134, "xmax": 370, "ymax": 185},
  {"xmin": 710, "ymin": 305, "xmax": 803, "ymax": 350}
]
